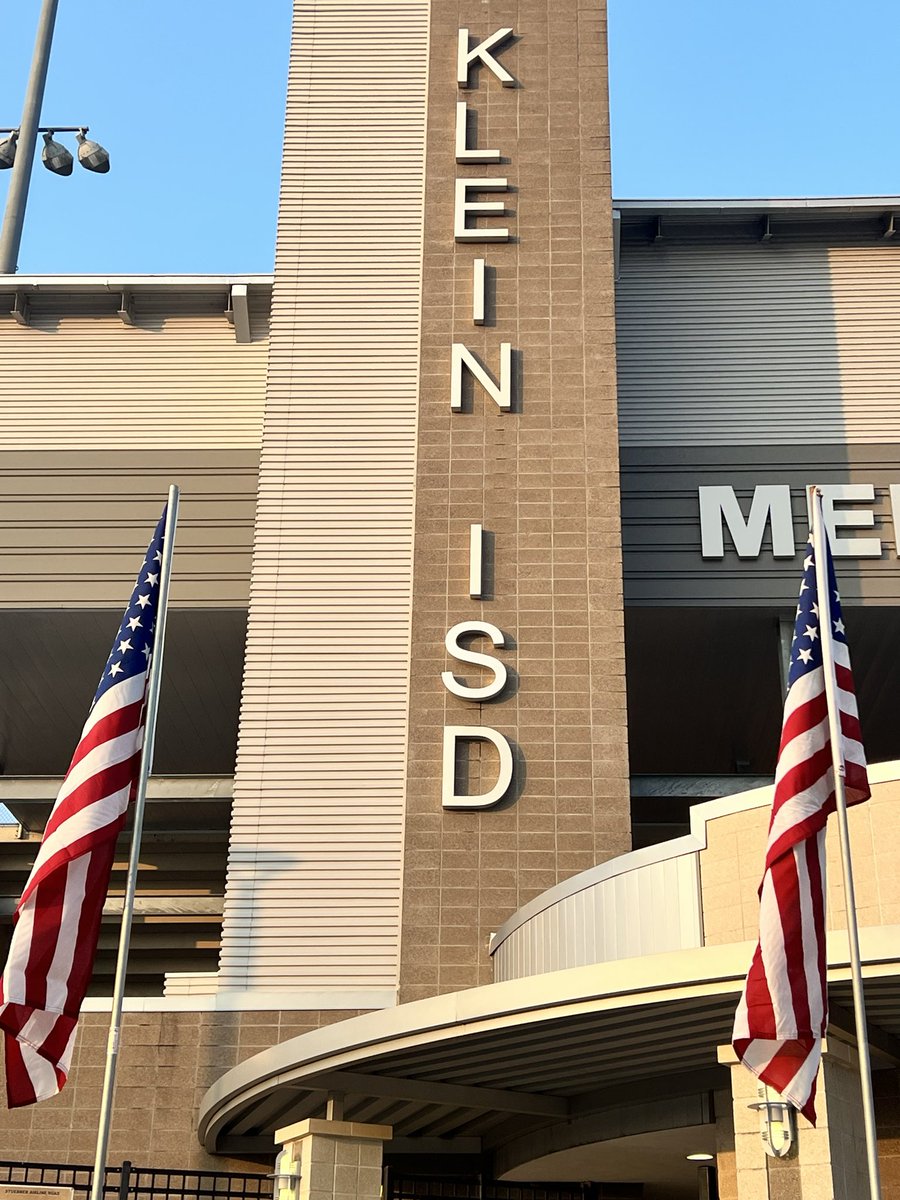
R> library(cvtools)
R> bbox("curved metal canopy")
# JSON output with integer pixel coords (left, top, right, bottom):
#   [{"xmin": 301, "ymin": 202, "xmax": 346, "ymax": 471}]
[{"xmin": 199, "ymin": 932, "xmax": 900, "ymax": 1159}]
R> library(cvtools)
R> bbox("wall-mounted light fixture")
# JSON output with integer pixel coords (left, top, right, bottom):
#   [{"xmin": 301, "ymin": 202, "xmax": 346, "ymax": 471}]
[
  {"xmin": 268, "ymin": 1147, "xmax": 301, "ymax": 1200},
  {"xmin": 748, "ymin": 1083, "xmax": 796, "ymax": 1158}
]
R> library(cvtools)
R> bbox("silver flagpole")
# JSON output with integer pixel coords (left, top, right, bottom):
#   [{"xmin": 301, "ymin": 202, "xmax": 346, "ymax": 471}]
[
  {"xmin": 89, "ymin": 485, "xmax": 180, "ymax": 1200},
  {"xmin": 809, "ymin": 485, "xmax": 881, "ymax": 1200}
]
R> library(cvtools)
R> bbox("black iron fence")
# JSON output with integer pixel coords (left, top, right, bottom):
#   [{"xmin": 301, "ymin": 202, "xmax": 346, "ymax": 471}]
[
  {"xmin": 0, "ymin": 1161, "xmax": 646, "ymax": 1200},
  {"xmin": 0, "ymin": 1161, "xmax": 272, "ymax": 1200}
]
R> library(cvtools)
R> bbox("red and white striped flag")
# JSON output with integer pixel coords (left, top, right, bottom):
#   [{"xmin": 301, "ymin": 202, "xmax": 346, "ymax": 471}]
[
  {"xmin": 732, "ymin": 506, "xmax": 869, "ymax": 1123},
  {"xmin": 0, "ymin": 508, "xmax": 168, "ymax": 1107}
]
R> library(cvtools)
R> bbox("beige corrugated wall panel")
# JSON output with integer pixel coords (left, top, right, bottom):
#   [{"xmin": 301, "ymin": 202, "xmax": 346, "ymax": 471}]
[
  {"xmin": 0, "ymin": 296, "xmax": 267, "ymax": 607},
  {"xmin": 617, "ymin": 241, "xmax": 900, "ymax": 445},
  {"xmin": 217, "ymin": 0, "xmax": 429, "ymax": 993},
  {"xmin": 0, "ymin": 296, "xmax": 269, "ymax": 450}
]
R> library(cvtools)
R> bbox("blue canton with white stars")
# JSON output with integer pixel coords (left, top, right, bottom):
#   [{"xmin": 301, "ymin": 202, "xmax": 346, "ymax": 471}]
[
  {"xmin": 788, "ymin": 534, "xmax": 848, "ymax": 689},
  {"xmin": 94, "ymin": 507, "xmax": 167, "ymax": 707}
]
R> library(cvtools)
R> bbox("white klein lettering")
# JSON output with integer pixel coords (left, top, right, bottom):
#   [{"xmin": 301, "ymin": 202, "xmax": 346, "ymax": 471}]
[
  {"xmin": 451, "ymin": 343, "xmax": 512, "ymax": 411},
  {"xmin": 442, "ymin": 726, "xmax": 514, "ymax": 810},
  {"xmin": 455, "ymin": 102, "xmax": 501, "ymax": 163},
  {"xmin": 472, "ymin": 259, "xmax": 486, "ymax": 325},
  {"xmin": 699, "ymin": 483, "xmax": 886, "ymax": 559},
  {"xmin": 442, "ymin": 29, "xmax": 520, "ymax": 815},
  {"xmin": 469, "ymin": 523, "xmax": 484, "ymax": 596},
  {"xmin": 442, "ymin": 620, "xmax": 507, "ymax": 700},
  {"xmin": 454, "ymin": 178, "xmax": 512, "ymax": 243},
  {"xmin": 457, "ymin": 27, "xmax": 516, "ymax": 89}
]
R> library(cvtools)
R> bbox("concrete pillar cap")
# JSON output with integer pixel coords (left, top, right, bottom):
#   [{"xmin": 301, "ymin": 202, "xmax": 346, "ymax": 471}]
[{"xmin": 275, "ymin": 1117, "xmax": 392, "ymax": 1146}]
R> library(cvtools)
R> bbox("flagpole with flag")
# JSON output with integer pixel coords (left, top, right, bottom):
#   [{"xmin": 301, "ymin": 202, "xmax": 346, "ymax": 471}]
[
  {"xmin": 732, "ymin": 485, "xmax": 880, "ymax": 1199},
  {"xmin": 0, "ymin": 486, "xmax": 179, "ymax": 1165},
  {"xmin": 810, "ymin": 485, "xmax": 881, "ymax": 1198},
  {"xmin": 88, "ymin": 484, "xmax": 180, "ymax": 1200}
]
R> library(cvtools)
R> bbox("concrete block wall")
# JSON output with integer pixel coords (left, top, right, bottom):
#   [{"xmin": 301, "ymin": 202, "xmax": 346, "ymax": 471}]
[{"xmin": 0, "ymin": 1010, "xmax": 359, "ymax": 1169}]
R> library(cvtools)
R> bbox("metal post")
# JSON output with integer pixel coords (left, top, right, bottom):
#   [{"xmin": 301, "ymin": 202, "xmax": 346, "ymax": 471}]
[
  {"xmin": 0, "ymin": 0, "xmax": 60, "ymax": 274},
  {"xmin": 810, "ymin": 486, "xmax": 882, "ymax": 1200},
  {"xmin": 777, "ymin": 615, "xmax": 793, "ymax": 697},
  {"xmin": 697, "ymin": 1164, "xmax": 718, "ymax": 1200},
  {"xmin": 88, "ymin": 486, "xmax": 180, "ymax": 1200},
  {"xmin": 116, "ymin": 1162, "xmax": 132, "ymax": 1200}
]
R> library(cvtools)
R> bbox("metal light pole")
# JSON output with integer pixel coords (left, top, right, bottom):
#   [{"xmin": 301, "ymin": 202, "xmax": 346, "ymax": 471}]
[{"xmin": 0, "ymin": 0, "xmax": 60, "ymax": 274}]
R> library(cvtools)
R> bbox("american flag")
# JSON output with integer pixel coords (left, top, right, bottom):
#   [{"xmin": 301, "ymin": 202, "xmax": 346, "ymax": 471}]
[
  {"xmin": 732, "ymin": 513, "xmax": 869, "ymax": 1124},
  {"xmin": 0, "ymin": 508, "xmax": 168, "ymax": 1107}
]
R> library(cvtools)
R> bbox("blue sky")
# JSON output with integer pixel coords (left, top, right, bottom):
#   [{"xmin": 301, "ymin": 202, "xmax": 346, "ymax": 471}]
[
  {"xmin": 1, "ymin": 2, "xmax": 898, "ymax": 274},
  {"xmin": 609, "ymin": 1, "xmax": 900, "ymax": 200},
  {"xmin": 0, "ymin": 2, "xmax": 291, "ymax": 275}
]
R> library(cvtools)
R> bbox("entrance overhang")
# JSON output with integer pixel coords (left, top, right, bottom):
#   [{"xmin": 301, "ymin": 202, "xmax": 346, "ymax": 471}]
[{"xmin": 198, "ymin": 929, "xmax": 900, "ymax": 1160}]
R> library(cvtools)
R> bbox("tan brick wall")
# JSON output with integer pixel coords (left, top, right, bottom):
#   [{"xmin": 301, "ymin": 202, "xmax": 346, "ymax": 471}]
[
  {"xmin": 1, "ymin": 1010, "xmax": 359, "ymax": 1169},
  {"xmin": 700, "ymin": 777, "xmax": 900, "ymax": 947},
  {"xmin": 400, "ymin": 0, "xmax": 629, "ymax": 1002}
]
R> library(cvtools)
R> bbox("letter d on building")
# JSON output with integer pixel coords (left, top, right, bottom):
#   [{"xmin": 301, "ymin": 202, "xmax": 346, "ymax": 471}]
[{"xmin": 442, "ymin": 726, "xmax": 513, "ymax": 809}]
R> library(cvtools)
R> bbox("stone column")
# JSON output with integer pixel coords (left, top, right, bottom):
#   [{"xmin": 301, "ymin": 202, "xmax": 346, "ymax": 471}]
[
  {"xmin": 274, "ymin": 1118, "xmax": 390, "ymax": 1200},
  {"xmin": 400, "ymin": 0, "xmax": 630, "ymax": 1007},
  {"xmin": 717, "ymin": 1040, "xmax": 871, "ymax": 1199}
]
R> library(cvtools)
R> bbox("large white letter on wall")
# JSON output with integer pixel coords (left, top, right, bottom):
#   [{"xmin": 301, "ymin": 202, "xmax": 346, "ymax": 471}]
[
  {"xmin": 451, "ymin": 342, "xmax": 512, "ymax": 411},
  {"xmin": 454, "ymin": 179, "xmax": 511, "ymax": 242},
  {"xmin": 442, "ymin": 726, "xmax": 514, "ymax": 809},
  {"xmin": 810, "ymin": 484, "xmax": 881, "ymax": 557},
  {"xmin": 442, "ymin": 620, "xmax": 507, "ymax": 700},
  {"xmin": 699, "ymin": 485, "xmax": 795, "ymax": 558},
  {"xmin": 455, "ymin": 103, "xmax": 501, "ymax": 163},
  {"xmin": 457, "ymin": 28, "xmax": 515, "ymax": 88}
]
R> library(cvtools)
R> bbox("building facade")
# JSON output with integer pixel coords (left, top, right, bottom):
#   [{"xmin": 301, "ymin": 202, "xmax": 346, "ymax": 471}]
[{"xmin": 1, "ymin": 4, "xmax": 899, "ymax": 1199}]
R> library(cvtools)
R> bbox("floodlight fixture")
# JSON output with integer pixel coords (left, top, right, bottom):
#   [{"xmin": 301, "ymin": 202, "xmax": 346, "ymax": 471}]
[
  {"xmin": 0, "ymin": 132, "xmax": 17, "ymax": 170},
  {"xmin": 41, "ymin": 131, "xmax": 73, "ymax": 176},
  {"xmin": 76, "ymin": 129, "xmax": 109, "ymax": 173}
]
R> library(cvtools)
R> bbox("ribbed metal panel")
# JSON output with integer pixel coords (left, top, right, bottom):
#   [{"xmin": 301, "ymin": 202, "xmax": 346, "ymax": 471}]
[
  {"xmin": 492, "ymin": 852, "xmax": 703, "ymax": 983},
  {"xmin": 621, "ymin": 443, "xmax": 900, "ymax": 606},
  {"xmin": 617, "ymin": 242, "xmax": 900, "ymax": 445},
  {"xmin": 0, "ymin": 295, "xmax": 269, "ymax": 450},
  {"xmin": 218, "ymin": 0, "xmax": 429, "ymax": 992},
  {"xmin": 0, "ymin": 451, "xmax": 258, "ymax": 608},
  {"xmin": 0, "ymin": 289, "xmax": 266, "ymax": 607}
]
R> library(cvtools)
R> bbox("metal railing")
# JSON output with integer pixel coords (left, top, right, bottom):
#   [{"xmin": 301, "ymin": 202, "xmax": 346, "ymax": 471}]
[{"xmin": 0, "ymin": 1161, "xmax": 272, "ymax": 1200}]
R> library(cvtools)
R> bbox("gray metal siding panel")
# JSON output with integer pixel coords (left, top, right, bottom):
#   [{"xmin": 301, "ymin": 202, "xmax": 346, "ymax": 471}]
[
  {"xmin": 616, "ymin": 241, "xmax": 900, "ymax": 446},
  {"xmin": 621, "ymin": 444, "xmax": 900, "ymax": 606},
  {"xmin": 616, "ymin": 238, "xmax": 900, "ymax": 603},
  {"xmin": 0, "ymin": 451, "xmax": 258, "ymax": 608}
]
